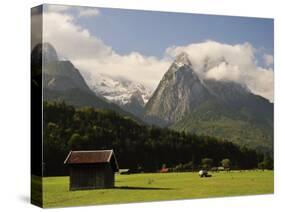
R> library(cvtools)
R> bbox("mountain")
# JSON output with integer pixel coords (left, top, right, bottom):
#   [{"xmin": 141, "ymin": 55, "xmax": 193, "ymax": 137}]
[
  {"xmin": 43, "ymin": 61, "xmax": 90, "ymax": 92},
  {"xmin": 89, "ymin": 74, "xmax": 152, "ymax": 116},
  {"xmin": 32, "ymin": 42, "xmax": 90, "ymax": 92},
  {"xmin": 145, "ymin": 52, "xmax": 211, "ymax": 125},
  {"xmin": 145, "ymin": 52, "xmax": 273, "ymax": 151},
  {"xmin": 31, "ymin": 43, "xmax": 144, "ymax": 123}
]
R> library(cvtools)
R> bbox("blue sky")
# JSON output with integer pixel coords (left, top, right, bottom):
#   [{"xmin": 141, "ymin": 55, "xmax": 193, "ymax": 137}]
[{"xmin": 73, "ymin": 7, "xmax": 273, "ymax": 59}]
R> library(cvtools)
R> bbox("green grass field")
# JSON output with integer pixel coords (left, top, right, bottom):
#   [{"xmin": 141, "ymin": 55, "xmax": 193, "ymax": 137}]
[{"xmin": 41, "ymin": 171, "xmax": 273, "ymax": 208}]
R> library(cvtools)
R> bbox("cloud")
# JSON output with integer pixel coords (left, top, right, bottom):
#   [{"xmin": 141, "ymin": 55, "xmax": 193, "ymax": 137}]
[
  {"xmin": 78, "ymin": 8, "xmax": 100, "ymax": 17},
  {"xmin": 72, "ymin": 53, "xmax": 170, "ymax": 90},
  {"xmin": 46, "ymin": 5, "xmax": 71, "ymax": 13},
  {"xmin": 42, "ymin": 10, "xmax": 273, "ymax": 102},
  {"xmin": 166, "ymin": 41, "xmax": 274, "ymax": 102},
  {"xmin": 42, "ymin": 11, "xmax": 170, "ymax": 90},
  {"xmin": 205, "ymin": 62, "xmax": 241, "ymax": 81},
  {"xmin": 263, "ymin": 53, "xmax": 274, "ymax": 66},
  {"xmin": 43, "ymin": 12, "xmax": 112, "ymax": 60}
]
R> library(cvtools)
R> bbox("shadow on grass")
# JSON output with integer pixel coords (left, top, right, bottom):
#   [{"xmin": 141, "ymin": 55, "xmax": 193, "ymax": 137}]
[{"xmin": 114, "ymin": 186, "xmax": 173, "ymax": 190}]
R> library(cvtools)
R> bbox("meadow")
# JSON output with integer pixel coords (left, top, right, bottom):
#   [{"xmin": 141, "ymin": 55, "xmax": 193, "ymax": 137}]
[{"xmin": 42, "ymin": 170, "xmax": 273, "ymax": 208}]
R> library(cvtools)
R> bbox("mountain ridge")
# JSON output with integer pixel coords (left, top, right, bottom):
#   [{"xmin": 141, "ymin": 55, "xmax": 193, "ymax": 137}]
[
  {"xmin": 31, "ymin": 42, "xmax": 145, "ymax": 124},
  {"xmin": 145, "ymin": 52, "xmax": 273, "ymax": 151}
]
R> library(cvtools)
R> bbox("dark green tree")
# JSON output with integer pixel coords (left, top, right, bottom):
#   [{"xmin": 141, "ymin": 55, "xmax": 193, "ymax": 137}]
[
  {"xmin": 42, "ymin": 100, "xmax": 264, "ymax": 176},
  {"xmin": 221, "ymin": 158, "xmax": 231, "ymax": 169},
  {"xmin": 201, "ymin": 158, "xmax": 213, "ymax": 170}
]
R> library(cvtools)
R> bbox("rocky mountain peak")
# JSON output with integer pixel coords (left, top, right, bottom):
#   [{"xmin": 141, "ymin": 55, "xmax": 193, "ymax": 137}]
[
  {"xmin": 174, "ymin": 52, "xmax": 192, "ymax": 67},
  {"xmin": 144, "ymin": 52, "xmax": 273, "ymax": 152},
  {"xmin": 130, "ymin": 90, "xmax": 145, "ymax": 106},
  {"xmin": 144, "ymin": 52, "xmax": 258, "ymax": 126},
  {"xmin": 145, "ymin": 55, "xmax": 210, "ymax": 124},
  {"xmin": 40, "ymin": 43, "xmax": 90, "ymax": 92}
]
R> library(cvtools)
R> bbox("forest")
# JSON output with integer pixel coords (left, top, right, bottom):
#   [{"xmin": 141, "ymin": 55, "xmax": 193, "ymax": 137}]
[{"xmin": 43, "ymin": 101, "xmax": 272, "ymax": 176}]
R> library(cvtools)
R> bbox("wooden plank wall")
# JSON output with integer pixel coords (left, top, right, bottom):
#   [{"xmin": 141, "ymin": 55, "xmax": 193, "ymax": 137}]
[{"xmin": 69, "ymin": 163, "xmax": 114, "ymax": 190}]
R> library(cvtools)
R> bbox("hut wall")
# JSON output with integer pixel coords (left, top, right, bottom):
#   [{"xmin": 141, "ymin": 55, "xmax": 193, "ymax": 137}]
[{"xmin": 69, "ymin": 163, "xmax": 114, "ymax": 190}]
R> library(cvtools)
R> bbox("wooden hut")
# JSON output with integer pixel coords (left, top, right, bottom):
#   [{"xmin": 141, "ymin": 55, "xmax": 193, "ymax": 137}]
[{"xmin": 64, "ymin": 150, "xmax": 119, "ymax": 190}]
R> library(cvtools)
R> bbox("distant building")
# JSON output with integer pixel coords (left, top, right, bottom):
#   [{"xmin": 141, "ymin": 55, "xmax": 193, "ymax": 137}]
[
  {"xmin": 64, "ymin": 150, "xmax": 119, "ymax": 190},
  {"xmin": 160, "ymin": 168, "xmax": 169, "ymax": 173}
]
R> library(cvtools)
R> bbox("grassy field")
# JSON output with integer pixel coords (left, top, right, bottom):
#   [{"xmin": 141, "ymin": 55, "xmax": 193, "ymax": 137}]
[{"xmin": 41, "ymin": 170, "xmax": 273, "ymax": 208}]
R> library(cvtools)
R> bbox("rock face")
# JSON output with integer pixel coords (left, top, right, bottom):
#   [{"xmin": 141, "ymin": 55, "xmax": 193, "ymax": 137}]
[
  {"xmin": 145, "ymin": 52, "xmax": 273, "ymax": 151},
  {"xmin": 145, "ymin": 52, "xmax": 211, "ymax": 124},
  {"xmin": 34, "ymin": 43, "xmax": 91, "ymax": 92},
  {"xmin": 43, "ymin": 60, "xmax": 90, "ymax": 92}
]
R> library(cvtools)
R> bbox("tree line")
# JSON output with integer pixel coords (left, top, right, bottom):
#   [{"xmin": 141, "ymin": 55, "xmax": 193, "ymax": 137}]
[{"xmin": 43, "ymin": 101, "xmax": 273, "ymax": 176}]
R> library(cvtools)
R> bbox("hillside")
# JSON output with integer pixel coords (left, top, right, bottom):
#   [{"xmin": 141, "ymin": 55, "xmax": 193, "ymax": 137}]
[{"xmin": 43, "ymin": 101, "xmax": 264, "ymax": 176}]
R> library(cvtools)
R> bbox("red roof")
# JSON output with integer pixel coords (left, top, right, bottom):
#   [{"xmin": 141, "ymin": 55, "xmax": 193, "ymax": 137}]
[{"xmin": 64, "ymin": 150, "xmax": 119, "ymax": 171}]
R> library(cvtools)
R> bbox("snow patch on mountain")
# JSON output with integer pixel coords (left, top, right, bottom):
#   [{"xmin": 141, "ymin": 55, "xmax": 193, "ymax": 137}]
[{"xmin": 89, "ymin": 74, "xmax": 153, "ymax": 107}]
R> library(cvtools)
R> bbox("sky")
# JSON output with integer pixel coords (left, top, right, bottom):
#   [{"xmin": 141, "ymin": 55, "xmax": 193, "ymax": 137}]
[
  {"xmin": 75, "ymin": 7, "xmax": 274, "ymax": 58},
  {"xmin": 38, "ymin": 4, "xmax": 274, "ymax": 101}
]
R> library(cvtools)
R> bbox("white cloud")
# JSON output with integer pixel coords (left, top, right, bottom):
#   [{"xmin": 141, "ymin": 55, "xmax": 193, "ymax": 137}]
[
  {"xmin": 166, "ymin": 41, "xmax": 274, "ymax": 102},
  {"xmin": 263, "ymin": 53, "xmax": 274, "ymax": 66},
  {"xmin": 42, "ymin": 10, "xmax": 273, "ymax": 102},
  {"xmin": 43, "ymin": 12, "xmax": 112, "ymax": 60},
  {"xmin": 46, "ymin": 5, "xmax": 71, "ymax": 13},
  {"xmin": 72, "ymin": 53, "xmax": 170, "ymax": 90},
  {"xmin": 78, "ymin": 8, "xmax": 100, "ymax": 17},
  {"xmin": 205, "ymin": 62, "xmax": 241, "ymax": 81},
  {"xmin": 43, "ymin": 11, "xmax": 170, "ymax": 90}
]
